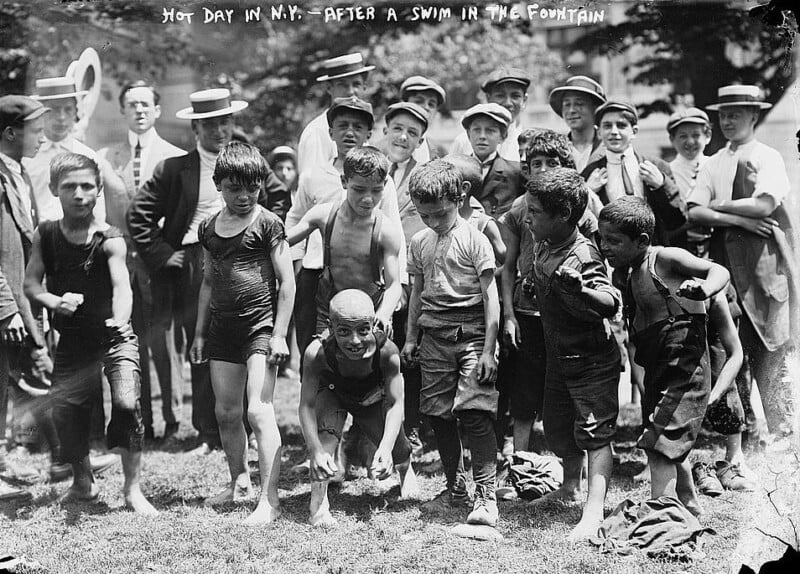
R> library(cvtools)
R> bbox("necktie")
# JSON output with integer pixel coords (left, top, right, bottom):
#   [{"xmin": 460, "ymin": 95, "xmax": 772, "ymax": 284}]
[
  {"xmin": 133, "ymin": 140, "xmax": 142, "ymax": 189},
  {"xmin": 620, "ymin": 154, "xmax": 635, "ymax": 195},
  {"xmin": 4, "ymin": 166, "xmax": 34, "ymax": 241},
  {"xmin": 389, "ymin": 162, "xmax": 398, "ymax": 181}
]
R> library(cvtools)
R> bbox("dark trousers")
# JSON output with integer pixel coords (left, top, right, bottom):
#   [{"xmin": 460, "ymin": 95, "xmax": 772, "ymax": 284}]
[
  {"xmin": 429, "ymin": 410, "xmax": 497, "ymax": 490},
  {"xmin": 392, "ymin": 302, "xmax": 422, "ymax": 432},
  {"xmin": 132, "ymin": 253, "xmax": 181, "ymax": 432},
  {"xmin": 295, "ymin": 268, "xmax": 322, "ymax": 361},
  {"xmin": 150, "ymin": 244, "xmax": 218, "ymax": 445}
]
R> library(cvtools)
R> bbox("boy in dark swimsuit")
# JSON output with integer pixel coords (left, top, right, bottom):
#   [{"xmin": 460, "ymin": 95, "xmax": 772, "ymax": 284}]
[
  {"xmin": 298, "ymin": 290, "xmax": 418, "ymax": 527},
  {"xmin": 24, "ymin": 152, "xmax": 156, "ymax": 514}
]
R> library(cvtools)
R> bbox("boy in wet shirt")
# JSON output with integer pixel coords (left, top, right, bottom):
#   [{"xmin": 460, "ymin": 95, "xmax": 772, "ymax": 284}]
[
  {"xmin": 599, "ymin": 196, "xmax": 730, "ymax": 516},
  {"xmin": 189, "ymin": 142, "xmax": 295, "ymax": 525},
  {"xmin": 299, "ymin": 290, "xmax": 418, "ymax": 527}
]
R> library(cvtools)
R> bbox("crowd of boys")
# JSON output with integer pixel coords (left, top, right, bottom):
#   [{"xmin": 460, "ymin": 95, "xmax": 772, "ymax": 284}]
[{"xmin": 0, "ymin": 51, "xmax": 796, "ymax": 541}]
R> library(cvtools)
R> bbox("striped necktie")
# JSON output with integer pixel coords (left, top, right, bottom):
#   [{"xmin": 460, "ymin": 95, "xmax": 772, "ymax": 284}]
[{"xmin": 133, "ymin": 139, "xmax": 142, "ymax": 189}]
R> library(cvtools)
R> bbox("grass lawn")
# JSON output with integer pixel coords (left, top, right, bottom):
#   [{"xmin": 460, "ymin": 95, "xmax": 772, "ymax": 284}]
[{"xmin": 1, "ymin": 375, "xmax": 798, "ymax": 574}]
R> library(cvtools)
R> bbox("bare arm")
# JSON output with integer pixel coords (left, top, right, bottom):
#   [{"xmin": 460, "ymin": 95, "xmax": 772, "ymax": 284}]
[
  {"xmin": 104, "ymin": 236, "xmax": 133, "ymax": 324},
  {"xmin": 660, "ymin": 247, "xmax": 730, "ymax": 300},
  {"xmin": 709, "ymin": 195, "xmax": 776, "ymax": 218},
  {"xmin": 483, "ymin": 220, "xmax": 507, "ymax": 266},
  {"xmin": 477, "ymin": 269, "xmax": 500, "ymax": 384},
  {"xmin": 189, "ymin": 249, "xmax": 213, "ymax": 364},
  {"xmin": 24, "ymin": 230, "xmax": 64, "ymax": 313},
  {"xmin": 687, "ymin": 205, "xmax": 777, "ymax": 238},
  {"xmin": 376, "ymin": 219, "xmax": 403, "ymax": 333},
  {"xmin": 707, "ymin": 291, "xmax": 744, "ymax": 404},
  {"xmin": 286, "ymin": 204, "xmax": 324, "ymax": 247},
  {"xmin": 400, "ymin": 272, "xmax": 424, "ymax": 366},
  {"xmin": 373, "ymin": 348, "xmax": 405, "ymax": 478},
  {"xmin": 499, "ymin": 224, "xmax": 521, "ymax": 348},
  {"xmin": 269, "ymin": 239, "xmax": 296, "ymax": 363},
  {"xmin": 299, "ymin": 342, "xmax": 338, "ymax": 480}
]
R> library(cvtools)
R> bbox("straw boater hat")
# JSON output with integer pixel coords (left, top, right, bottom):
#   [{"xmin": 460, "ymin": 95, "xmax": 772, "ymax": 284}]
[
  {"xmin": 175, "ymin": 88, "xmax": 248, "ymax": 120},
  {"xmin": 548, "ymin": 76, "xmax": 606, "ymax": 116},
  {"xmin": 400, "ymin": 76, "xmax": 446, "ymax": 106},
  {"xmin": 269, "ymin": 145, "xmax": 296, "ymax": 163},
  {"xmin": 316, "ymin": 53, "xmax": 375, "ymax": 83},
  {"xmin": 706, "ymin": 85, "xmax": 772, "ymax": 111},
  {"xmin": 32, "ymin": 77, "xmax": 89, "ymax": 101}
]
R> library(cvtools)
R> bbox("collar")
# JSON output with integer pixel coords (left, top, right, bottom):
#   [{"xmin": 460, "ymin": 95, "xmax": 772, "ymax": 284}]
[
  {"xmin": 672, "ymin": 154, "xmax": 701, "ymax": 169},
  {"xmin": 474, "ymin": 151, "xmax": 498, "ymax": 168},
  {"xmin": 197, "ymin": 145, "xmax": 219, "ymax": 168},
  {"xmin": 128, "ymin": 129, "xmax": 156, "ymax": 149},
  {"xmin": 547, "ymin": 227, "xmax": 579, "ymax": 250},
  {"xmin": 726, "ymin": 138, "xmax": 758, "ymax": 155},
  {"xmin": 0, "ymin": 152, "xmax": 22, "ymax": 176},
  {"xmin": 605, "ymin": 148, "xmax": 634, "ymax": 165},
  {"xmin": 40, "ymin": 137, "xmax": 72, "ymax": 153}
]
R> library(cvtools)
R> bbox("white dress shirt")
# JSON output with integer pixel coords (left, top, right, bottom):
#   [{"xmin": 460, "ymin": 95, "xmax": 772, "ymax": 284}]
[
  {"xmin": 604, "ymin": 148, "xmax": 644, "ymax": 202},
  {"xmin": 182, "ymin": 145, "xmax": 224, "ymax": 245},
  {"xmin": 450, "ymin": 122, "xmax": 522, "ymax": 162}
]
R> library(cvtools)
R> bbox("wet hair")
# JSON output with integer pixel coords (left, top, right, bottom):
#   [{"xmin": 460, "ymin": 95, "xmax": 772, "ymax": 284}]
[
  {"xmin": 49, "ymin": 152, "xmax": 101, "ymax": 192},
  {"xmin": 409, "ymin": 159, "xmax": 462, "ymax": 204},
  {"xmin": 212, "ymin": 141, "xmax": 269, "ymax": 186},
  {"xmin": 524, "ymin": 167, "xmax": 587, "ymax": 226},
  {"xmin": 524, "ymin": 129, "xmax": 575, "ymax": 170},
  {"xmin": 118, "ymin": 80, "xmax": 160, "ymax": 108},
  {"xmin": 342, "ymin": 146, "xmax": 390, "ymax": 182},
  {"xmin": 442, "ymin": 153, "xmax": 482, "ymax": 198},
  {"xmin": 598, "ymin": 196, "xmax": 656, "ymax": 239}
]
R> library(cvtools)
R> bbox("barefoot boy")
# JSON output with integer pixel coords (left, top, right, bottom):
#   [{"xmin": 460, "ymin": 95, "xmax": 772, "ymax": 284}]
[
  {"xmin": 287, "ymin": 146, "xmax": 402, "ymax": 337},
  {"xmin": 524, "ymin": 167, "xmax": 621, "ymax": 540},
  {"xmin": 598, "ymin": 196, "xmax": 730, "ymax": 516},
  {"xmin": 189, "ymin": 142, "xmax": 295, "ymax": 525},
  {"xmin": 24, "ymin": 153, "xmax": 156, "ymax": 515},
  {"xmin": 299, "ymin": 290, "xmax": 418, "ymax": 527},
  {"xmin": 402, "ymin": 160, "xmax": 501, "ymax": 529}
]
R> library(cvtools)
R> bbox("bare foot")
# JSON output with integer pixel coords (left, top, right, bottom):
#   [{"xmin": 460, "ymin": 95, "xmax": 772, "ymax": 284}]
[
  {"xmin": 309, "ymin": 508, "xmax": 338, "ymax": 528},
  {"xmin": 61, "ymin": 483, "xmax": 99, "ymax": 503},
  {"xmin": 677, "ymin": 494, "xmax": 704, "ymax": 518},
  {"xmin": 567, "ymin": 517, "xmax": 602, "ymax": 543},
  {"xmin": 398, "ymin": 465, "xmax": 420, "ymax": 500},
  {"xmin": 205, "ymin": 477, "xmax": 253, "ymax": 507},
  {"xmin": 243, "ymin": 500, "xmax": 281, "ymax": 526},
  {"xmin": 530, "ymin": 486, "xmax": 581, "ymax": 506},
  {"xmin": 124, "ymin": 488, "xmax": 159, "ymax": 516}
]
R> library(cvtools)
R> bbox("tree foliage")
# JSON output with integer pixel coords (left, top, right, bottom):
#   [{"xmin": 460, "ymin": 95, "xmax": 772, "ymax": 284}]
[{"xmin": 571, "ymin": 1, "xmax": 797, "ymax": 151}]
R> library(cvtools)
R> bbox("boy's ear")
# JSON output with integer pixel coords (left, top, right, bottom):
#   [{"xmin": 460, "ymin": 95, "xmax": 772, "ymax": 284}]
[
  {"xmin": 460, "ymin": 180, "xmax": 471, "ymax": 196},
  {"xmin": 340, "ymin": 174, "xmax": 348, "ymax": 188},
  {"xmin": 382, "ymin": 125, "xmax": 388, "ymax": 137},
  {"xmin": 631, "ymin": 124, "xmax": 639, "ymax": 137},
  {"xmin": 635, "ymin": 232, "xmax": 650, "ymax": 248}
]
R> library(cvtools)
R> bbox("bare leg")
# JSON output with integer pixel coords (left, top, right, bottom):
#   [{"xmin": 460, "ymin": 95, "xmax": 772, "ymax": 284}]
[
  {"xmin": 512, "ymin": 418, "xmax": 533, "ymax": 452},
  {"xmin": 397, "ymin": 460, "xmax": 419, "ymax": 499},
  {"xmin": 648, "ymin": 450, "xmax": 677, "ymax": 498},
  {"xmin": 676, "ymin": 459, "xmax": 703, "ymax": 517},
  {"xmin": 533, "ymin": 453, "xmax": 584, "ymax": 504},
  {"xmin": 62, "ymin": 456, "xmax": 99, "ymax": 501},
  {"xmin": 309, "ymin": 431, "xmax": 339, "ymax": 527},
  {"xmin": 243, "ymin": 356, "xmax": 282, "ymax": 525},
  {"xmin": 568, "ymin": 445, "xmax": 612, "ymax": 542},
  {"xmin": 206, "ymin": 360, "xmax": 252, "ymax": 506},
  {"xmin": 121, "ymin": 449, "xmax": 158, "ymax": 515}
]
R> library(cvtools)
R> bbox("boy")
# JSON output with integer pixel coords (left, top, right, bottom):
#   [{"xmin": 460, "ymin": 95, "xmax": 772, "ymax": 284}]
[
  {"xmin": 299, "ymin": 290, "xmax": 418, "ymax": 527},
  {"xmin": 286, "ymin": 97, "xmax": 404, "ymax": 355},
  {"xmin": 297, "ymin": 53, "xmax": 374, "ymax": 174},
  {"xmin": 548, "ymin": 76, "xmax": 607, "ymax": 172},
  {"xmin": 687, "ymin": 84, "xmax": 798, "ymax": 442},
  {"xmin": 24, "ymin": 153, "xmax": 156, "ymax": 515},
  {"xmin": 268, "ymin": 145, "xmax": 298, "ymax": 198},
  {"xmin": 399, "ymin": 76, "xmax": 446, "ymax": 163},
  {"xmin": 524, "ymin": 167, "xmax": 621, "ymax": 541},
  {"xmin": 667, "ymin": 107, "xmax": 713, "ymax": 256},
  {"xmin": 598, "ymin": 196, "xmax": 730, "ymax": 517},
  {"xmin": 401, "ymin": 160, "xmax": 501, "ymax": 529},
  {"xmin": 189, "ymin": 142, "xmax": 294, "ymax": 525},
  {"xmin": 582, "ymin": 101, "xmax": 686, "ymax": 248},
  {"xmin": 451, "ymin": 68, "xmax": 531, "ymax": 162},
  {"xmin": 460, "ymin": 103, "xmax": 522, "ymax": 219},
  {"xmin": 287, "ymin": 146, "xmax": 403, "ymax": 337}
]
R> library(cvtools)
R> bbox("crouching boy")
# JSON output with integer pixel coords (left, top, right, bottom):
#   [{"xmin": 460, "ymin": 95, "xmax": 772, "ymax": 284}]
[
  {"xmin": 299, "ymin": 290, "xmax": 418, "ymax": 527},
  {"xmin": 598, "ymin": 196, "xmax": 730, "ymax": 516},
  {"xmin": 24, "ymin": 153, "xmax": 156, "ymax": 515}
]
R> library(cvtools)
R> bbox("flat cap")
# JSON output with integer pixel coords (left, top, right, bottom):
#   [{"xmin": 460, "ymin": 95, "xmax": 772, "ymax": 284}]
[
  {"xmin": 326, "ymin": 96, "xmax": 374, "ymax": 129},
  {"xmin": 594, "ymin": 100, "xmax": 639, "ymax": 124},
  {"xmin": 384, "ymin": 102, "xmax": 430, "ymax": 131},
  {"xmin": 0, "ymin": 95, "xmax": 50, "ymax": 130},
  {"xmin": 461, "ymin": 103, "xmax": 512, "ymax": 130},
  {"xmin": 481, "ymin": 67, "xmax": 531, "ymax": 93},
  {"xmin": 400, "ymin": 76, "xmax": 446, "ymax": 106}
]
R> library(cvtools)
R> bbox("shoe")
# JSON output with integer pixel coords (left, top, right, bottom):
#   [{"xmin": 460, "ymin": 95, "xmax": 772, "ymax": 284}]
[
  {"xmin": 421, "ymin": 479, "xmax": 472, "ymax": 513},
  {"xmin": 0, "ymin": 460, "xmax": 40, "ymax": 482},
  {"xmin": 692, "ymin": 462, "xmax": 724, "ymax": 497},
  {"xmin": 162, "ymin": 423, "xmax": 179, "ymax": 441},
  {"xmin": 715, "ymin": 460, "xmax": 756, "ymax": 492},
  {"xmin": 188, "ymin": 442, "xmax": 215, "ymax": 456},
  {"xmin": 407, "ymin": 428, "xmax": 424, "ymax": 458},
  {"xmin": 0, "ymin": 480, "xmax": 32, "ymax": 503},
  {"xmin": 49, "ymin": 463, "xmax": 72, "ymax": 482},
  {"xmin": 90, "ymin": 453, "xmax": 120, "ymax": 476},
  {"xmin": 467, "ymin": 483, "xmax": 499, "ymax": 527}
]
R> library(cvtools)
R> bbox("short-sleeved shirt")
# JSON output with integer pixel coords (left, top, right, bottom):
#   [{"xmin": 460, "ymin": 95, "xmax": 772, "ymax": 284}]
[
  {"xmin": 408, "ymin": 217, "xmax": 495, "ymax": 325},
  {"xmin": 687, "ymin": 140, "xmax": 789, "ymax": 208},
  {"xmin": 499, "ymin": 195, "xmax": 538, "ymax": 316},
  {"xmin": 533, "ymin": 229, "xmax": 621, "ymax": 353},
  {"xmin": 198, "ymin": 207, "xmax": 285, "ymax": 331}
]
